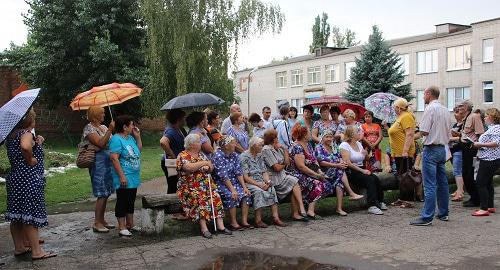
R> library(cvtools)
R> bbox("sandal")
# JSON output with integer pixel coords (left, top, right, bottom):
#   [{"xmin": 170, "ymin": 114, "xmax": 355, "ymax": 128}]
[
  {"xmin": 399, "ymin": 201, "xmax": 414, "ymax": 208},
  {"xmin": 273, "ymin": 218, "xmax": 287, "ymax": 227},
  {"xmin": 201, "ymin": 230, "xmax": 212, "ymax": 239},
  {"xmin": 241, "ymin": 224, "xmax": 255, "ymax": 229},
  {"xmin": 292, "ymin": 216, "xmax": 309, "ymax": 222},
  {"xmin": 349, "ymin": 194, "xmax": 364, "ymax": 201},
  {"xmin": 451, "ymin": 194, "xmax": 464, "ymax": 202},
  {"xmin": 255, "ymin": 221, "xmax": 268, "ymax": 228},
  {"xmin": 216, "ymin": 228, "xmax": 233, "ymax": 235},
  {"xmin": 32, "ymin": 252, "xmax": 57, "ymax": 261},
  {"xmin": 336, "ymin": 210, "xmax": 348, "ymax": 216},
  {"xmin": 92, "ymin": 226, "xmax": 110, "ymax": 233},
  {"xmin": 228, "ymin": 225, "xmax": 244, "ymax": 231},
  {"xmin": 391, "ymin": 199, "xmax": 404, "ymax": 207},
  {"xmin": 14, "ymin": 248, "xmax": 31, "ymax": 257}
]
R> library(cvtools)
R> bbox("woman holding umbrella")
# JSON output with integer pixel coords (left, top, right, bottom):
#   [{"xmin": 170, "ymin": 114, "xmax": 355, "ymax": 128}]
[
  {"xmin": 388, "ymin": 98, "xmax": 417, "ymax": 208},
  {"xmin": 5, "ymin": 109, "xmax": 56, "ymax": 260},
  {"xmin": 176, "ymin": 134, "xmax": 232, "ymax": 238},
  {"xmin": 81, "ymin": 106, "xmax": 116, "ymax": 233}
]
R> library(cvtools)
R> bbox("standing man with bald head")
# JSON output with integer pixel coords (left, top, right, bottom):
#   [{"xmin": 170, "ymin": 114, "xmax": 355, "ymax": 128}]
[
  {"xmin": 410, "ymin": 86, "xmax": 451, "ymax": 226},
  {"xmin": 221, "ymin": 103, "xmax": 245, "ymax": 134}
]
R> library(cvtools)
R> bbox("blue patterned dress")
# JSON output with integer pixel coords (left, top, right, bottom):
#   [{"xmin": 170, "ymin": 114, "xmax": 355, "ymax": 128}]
[
  {"xmin": 211, "ymin": 149, "xmax": 252, "ymax": 208},
  {"xmin": 315, "ymin": 143, "xmax": 345, "ymax": 191},
  {"xmin": 5, "ymin": 129, "xmax": 48, "ymax": 228},
  {"xmin": 226, "ymin": 126, "xmax": 249, "ymax": 152}
]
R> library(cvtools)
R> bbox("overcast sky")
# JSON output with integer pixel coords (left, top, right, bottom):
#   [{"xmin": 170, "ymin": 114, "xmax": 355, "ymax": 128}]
[{"xmin": 2, "ymin": 0, "xmax": 499, "ymax": 71}]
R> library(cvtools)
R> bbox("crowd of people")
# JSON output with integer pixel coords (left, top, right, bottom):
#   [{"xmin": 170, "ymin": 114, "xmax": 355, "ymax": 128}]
[{"xmin": 3, "ymin": 86, "xmax": 500, "ymax": 259}]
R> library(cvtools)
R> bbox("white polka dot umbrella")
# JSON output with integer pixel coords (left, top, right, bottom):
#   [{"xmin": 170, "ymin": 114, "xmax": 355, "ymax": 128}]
[{"xmin": 0, "ymin": 88, "xmax": 41, "ymax": 145}]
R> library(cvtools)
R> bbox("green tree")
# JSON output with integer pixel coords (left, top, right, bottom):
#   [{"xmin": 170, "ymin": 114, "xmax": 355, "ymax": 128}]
[
  {"xmin": 345, "ymin": 25, "xmax": 412, "ymax": 105},
  {"xmin": 3, "ymin": 0, "xmax": 146, "ymax": 116},
  {"xmin": 331, "ymin": 26, "xmax": 360, "ymax": 48},
  {"xmin": 309, "ymin": 12, "xmax": 330, "ymax": 53},
  {"xmin": 141, "ymin": 0, "xmax": 284, "ymax": 117}
]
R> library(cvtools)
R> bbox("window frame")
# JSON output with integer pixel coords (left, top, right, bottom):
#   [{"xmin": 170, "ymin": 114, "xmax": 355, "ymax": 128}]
[
  {"xmin": 483, "ymin": 81, "xmax": 494, "ymax": 104},
  {"xmin": 290, "ymin": 98, "xmax": 304, "ymax": 114},
  {"xmin": 415, "ymin": 90, "xmax": 425, "ymax": 112},
  {"xmin": 483, "ymin": 38, "xmax": 494, "ymax": 63},
  {"xmin": 446, "ymin": 86, "xmax": 471, "ymax": 111},
  {"xmin": 446, "ymin": 44, "xmax": 471, "ymax": 71},
  {"xmin": 398, "ymin": 54, "xmax": 410, "ymax": 76},
  {"xmin": 344, "ymin": 61, "xmax": 356, "ymax": 81},
  {"xmin": 307, "ymin": 66, "xmax": 321, "ymax": 85},
  {"xmin": 416, "ymin": 49, "xmax": 438, "ymax": 74},
  {"xmin": 290, "ymin": 69, "xmax": 303, "ymax": 87},
  {"xmin": 325, "ymin": 64, "xmax": 340, "ymax": 83},
  {"xmin": 275, "ymin": 71, "xmax": 287, "ymax": 89}
]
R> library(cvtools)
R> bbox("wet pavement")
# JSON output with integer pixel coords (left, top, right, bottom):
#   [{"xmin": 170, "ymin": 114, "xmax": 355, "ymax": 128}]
[{"xmin": 0, "ymin": 178, "xmax": 499, "ymax": 270}]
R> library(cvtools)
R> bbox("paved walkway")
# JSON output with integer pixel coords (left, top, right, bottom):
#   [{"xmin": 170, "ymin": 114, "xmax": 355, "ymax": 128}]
[{"xmin": 0, "ymin": 189, "xmax": 499, "ymax": 270}]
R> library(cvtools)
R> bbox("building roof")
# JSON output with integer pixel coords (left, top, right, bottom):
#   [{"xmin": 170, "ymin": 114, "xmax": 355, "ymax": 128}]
[{"xmin": 235, "ymin": 24, "xmax": 474, "ymax": 73}]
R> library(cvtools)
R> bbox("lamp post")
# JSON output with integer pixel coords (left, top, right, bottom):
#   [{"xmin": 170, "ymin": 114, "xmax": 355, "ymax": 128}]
[{"xmin": 247, "ymin": 66, "xmax": 258, "ymax": 116}]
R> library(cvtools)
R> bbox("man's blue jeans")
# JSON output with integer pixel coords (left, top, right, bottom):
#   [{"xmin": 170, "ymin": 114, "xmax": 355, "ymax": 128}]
[{"xmin": 421, "ymin": 145, "xmax": 449, "ymax": 221}]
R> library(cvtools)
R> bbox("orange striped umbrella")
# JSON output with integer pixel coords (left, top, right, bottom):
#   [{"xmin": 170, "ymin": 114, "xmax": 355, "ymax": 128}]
[{"xmin": 70, "ymin": 82, "xmax": 142, "ymax": 120}]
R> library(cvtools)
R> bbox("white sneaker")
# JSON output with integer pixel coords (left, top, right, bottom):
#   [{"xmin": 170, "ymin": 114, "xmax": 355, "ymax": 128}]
[
  {"xmin": 379, "ymin": 202, "xmax": 388, "ymax": 210},
  {"xmin": 119, "ymin": 229, "xmax": 132, "ymax": 237},
  {"xmin": 368, "ymin": 206, "xmax": 384, "ymax": 215}
]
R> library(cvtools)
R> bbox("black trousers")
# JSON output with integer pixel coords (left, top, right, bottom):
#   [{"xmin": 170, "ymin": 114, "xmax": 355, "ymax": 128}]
[
  {"xmin": 161, "ymin": 159, "xmax": 179, "ymax": 194},
  {"xmin": 395, "ymin": 157, "xmax": 416, "ymax": 201},
  {"xmin": 476, "ymin": 158, "xmax": 500, "ymax": 210},
  {"xmin": 462, "ymin": 146, "xmax": 479, "ymax": 203},
  {"xmin": 346, "ymin": 169, "xmax": 384, "ymax": 207},
  {"xmin": 115, "ymin": 188, "xmax": 137, "ymax": 218}
]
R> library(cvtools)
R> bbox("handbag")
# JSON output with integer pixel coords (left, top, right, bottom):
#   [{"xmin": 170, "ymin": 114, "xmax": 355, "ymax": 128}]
[
  {"xmin": 76, "ymin": 143, "xmax": 100, "ymax": 168},
  {"xmin": 398, "ymin": 158, "xmax": 422, "ymax": 191}
]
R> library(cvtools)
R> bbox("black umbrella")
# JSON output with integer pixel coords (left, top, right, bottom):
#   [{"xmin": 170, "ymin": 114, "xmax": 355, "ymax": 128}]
[
  {"xmin": 0, "ymin": 88, "xmax": 41, "ymax": 145},
  {"xmin": 160, "ymin": 93, "xmax": 225, "ymax": 110}
]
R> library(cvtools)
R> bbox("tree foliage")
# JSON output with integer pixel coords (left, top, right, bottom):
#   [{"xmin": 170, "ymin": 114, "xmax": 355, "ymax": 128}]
[
  {"xmin": 345, "ymin": 25, "xmax": 412, "ymax": 104},
  {"xmin": 309, "ymin": 12, "xmax": 330, "ymax": 53},
  {"xmin": 141, "ymin": 0, "xmax": 284, "ymax": 117},
  {"xmin": 2, "ymin": 0, "xmax": 146, "ymax": 117},
  {"xmin": 331, "ymin": 26, "xmax": 360, "ymax": 48}
]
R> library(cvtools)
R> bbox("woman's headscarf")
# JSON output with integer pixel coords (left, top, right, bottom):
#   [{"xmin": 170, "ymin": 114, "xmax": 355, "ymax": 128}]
[
  {"xmin": 218, "ymin": 135, "xmax": 235, "ymax": 149},
  {"xmin": 319, "ymin": 129, "xmax": 334, "ymax": 145}
]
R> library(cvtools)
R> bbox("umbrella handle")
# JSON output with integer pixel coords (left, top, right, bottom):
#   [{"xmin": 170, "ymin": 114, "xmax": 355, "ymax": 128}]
[{"xmin": 104, "ymin": 92, "xmax": 114, "ymax": 122}]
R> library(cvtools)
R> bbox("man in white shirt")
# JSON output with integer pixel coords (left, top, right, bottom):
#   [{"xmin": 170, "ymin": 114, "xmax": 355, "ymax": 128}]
[
  {"xmin": 410, "ymin": 86, "xmax": 451, "ymax": 226},
  {"xmin": 262, "ymin": 106, "xmax": 272, "ymax": 125},
  {"xmin": 221, "ymin": 104, "xmax": 245, "ymax": 134}
]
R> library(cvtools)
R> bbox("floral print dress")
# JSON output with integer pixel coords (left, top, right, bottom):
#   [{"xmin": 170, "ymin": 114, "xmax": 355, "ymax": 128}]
[
  {"xmin": 211, "ymin": 149, "xmax": 252, "ymax": 208},
  {"xmin": 315, "ymin": 143, "xmax": 345, "ymax": 191},
  {"xmin": 176, "ymin": 151, "xmax": 224, "ymax": 221},
  {"xmin": 313, "ymin": 120, "xmax": 339, "ymax": 136},
  {"xmin": 287, "ymin": 143, "xmax": 333, "ymax": 204}
]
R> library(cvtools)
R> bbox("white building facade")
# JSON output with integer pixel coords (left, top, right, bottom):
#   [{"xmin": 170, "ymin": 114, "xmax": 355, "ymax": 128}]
[{"xmin": 234, "ymin": 18, "xmax": 500, "ymax": 119}]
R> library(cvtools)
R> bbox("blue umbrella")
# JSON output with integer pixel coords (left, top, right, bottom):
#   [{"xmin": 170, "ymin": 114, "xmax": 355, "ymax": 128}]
[
  {"xmin": 0, "ymin": 88, "xmax": 41, "ymax": 145},
  {"xmin": 160, "ymin": 93, "xmax": 224, "ymax": 110}
]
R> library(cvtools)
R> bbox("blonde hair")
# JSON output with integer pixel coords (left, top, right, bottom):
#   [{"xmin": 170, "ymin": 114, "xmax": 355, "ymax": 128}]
[
  {"xmin": 87, "ymin": 106, "xmax": 104, "ymax": 123},
  {"xmin": 343, "ymin": 126, "xmax": 357, "ymax": 142},
  {"xmin": 485, "ymin": 108, "xmax": 500, "ymax": 124},
  {"xmin": 394, "ymin": 98, "xmax": 409, "ymax": 111},
  {"xmin": 343, "ymin": 109, "xmax": 356, "ymax": 120}
]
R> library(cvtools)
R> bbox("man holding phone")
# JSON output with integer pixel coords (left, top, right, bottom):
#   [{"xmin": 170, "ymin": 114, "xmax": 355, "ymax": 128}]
[{"xmin": 458, "ymin": 100, "xmax": 485, "ymax": 207}]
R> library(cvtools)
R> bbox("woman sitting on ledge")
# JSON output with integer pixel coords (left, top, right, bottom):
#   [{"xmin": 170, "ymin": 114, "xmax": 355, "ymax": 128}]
[
  {"xmin": 176, "ymin": 134, "xmax": 232, "ymax": 239},
  {"xmin": 240, "ymin": 136, "xmax": 287, "ymax": 228}
]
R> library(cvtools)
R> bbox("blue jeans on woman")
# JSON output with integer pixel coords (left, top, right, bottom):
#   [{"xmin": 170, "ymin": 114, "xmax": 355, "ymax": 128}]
[{"xmin": 421, "ymin": 145, "xmax": 449, "ymax": 221}]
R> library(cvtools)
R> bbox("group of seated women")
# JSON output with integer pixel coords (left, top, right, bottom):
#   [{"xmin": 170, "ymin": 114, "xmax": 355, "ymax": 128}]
[{"xmin": 175, "ymin": 119, "xmax": 387, "ymax": 238}]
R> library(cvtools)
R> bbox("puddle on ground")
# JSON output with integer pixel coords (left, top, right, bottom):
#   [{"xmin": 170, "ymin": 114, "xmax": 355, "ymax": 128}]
[{"xmin": 199, "ymin": 251, "xmax": 353, "ymax": 270}]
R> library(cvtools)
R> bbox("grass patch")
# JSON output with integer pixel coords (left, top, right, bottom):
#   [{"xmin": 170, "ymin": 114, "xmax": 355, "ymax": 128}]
[{"xmin": 0, "ymin": 131, "xmax": 165, "ymax": 213}]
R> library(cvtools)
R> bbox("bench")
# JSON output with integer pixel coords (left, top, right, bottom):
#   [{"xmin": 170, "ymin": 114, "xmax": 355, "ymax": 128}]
[{"xmin": 141, "ymin": 170, "xmax": 500, "ymax": 234}]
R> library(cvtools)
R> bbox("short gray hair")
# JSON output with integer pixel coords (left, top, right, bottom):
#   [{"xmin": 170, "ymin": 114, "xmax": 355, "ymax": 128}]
[
  {"xmin": 248, "ymin": 136, "xmax": 263, "ymax": 149},
  {"xmin": 426, "ymin": 86, "xmax": 440, "ymax": 98},
  {"xmin": 184, "ymin": 134, "xmax": 201, "ymax": 149}
]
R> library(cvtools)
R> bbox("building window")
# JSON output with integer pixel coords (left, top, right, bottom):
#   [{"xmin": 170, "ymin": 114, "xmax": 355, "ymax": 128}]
[
  {"xmin": 325, "ymin": 64, "xmax": 340, "ymax": 83},
  {"xmin": 483, "ymin": 81, "xmax": 493, "ymax": 103},
  {"xmin": 398, "ymin": 54, "xmax": 410, "ymax": 75},
  {"xmin": 446, "ymin": 87, "xmax": 470, "ymax": 111},
  {"xmin": 447, "ymin": 45, "xmax": 471, "ymax": 71},
  {"xmin": 276, "ymin": 71, "xmax": 287, "ymax": 88},
  {"xmin": 415, "ymin": 90, "xmax": 425, "ymax": 112},
  {"xmin": 417, "ymin": 49, "xmax": 438, "ymax": 74},
  {"xmin": 291, "ymin": 69, "xmax": 303, "ymax": 87},
  {"xmin": 307, "ymin": 66, "xmax": 321, "ymax": 85},
  {"xmin": 483, "ymin": 39, "xmax": 494, "ymax": 63},
  {"xmin": 344, "ymin": 62, "xmax": 356, "ymax": 81},
  {"xmin": 291, "ymin": 98, "xmax": 304, "ymax": 114}
]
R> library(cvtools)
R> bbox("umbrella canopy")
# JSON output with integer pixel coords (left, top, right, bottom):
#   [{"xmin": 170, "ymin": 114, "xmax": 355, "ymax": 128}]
[
  {"xmin": 69, "ymin": 82, "xmax": 142, "ymax": 111},
  {"xmin": 364, "ymin": 92, "xmax": 401, "ymax": 123},
  {"xmin": 160, "ymin": 93, "xmax": 225, "ymax": 110},
  {"xmin": 305, "ymin": 95, "xmax": 348, "ymax": 106},
  {"xmin": 339, "ymin": 102, "xmax": 367, "ymax": 121},
  {"xmin": 0, "ymin": 88, "xmax": 41, "ymax": 145}
]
